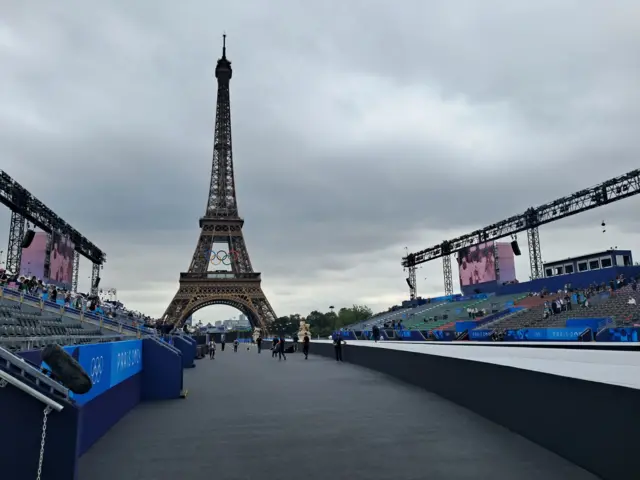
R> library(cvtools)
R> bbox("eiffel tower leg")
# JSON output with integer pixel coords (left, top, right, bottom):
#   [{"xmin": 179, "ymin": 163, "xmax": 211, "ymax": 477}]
[
  {"xmin": 161, "ymin": 297, "xmax": 191, "ymax": 325},
  {"xmin": 162, "ymin": 282, "xmax": 277, "ymax": 329},
  {"xmin": 229, "ymin": 234, "xmax": 253, "ymax": 274},
  {"xmin": 251, "ymin": 297, "xmax": 277, "ymax": 327}
]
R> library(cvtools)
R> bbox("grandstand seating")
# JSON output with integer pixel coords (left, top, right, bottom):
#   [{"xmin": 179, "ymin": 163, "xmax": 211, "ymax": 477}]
[
  {"xmin": 345, "ymin": 293, "xmax": 529, "ymax": 333},
  {"xmin": 542, "ymin": 284, "xmax": 640, "ymax": 328},
  {"xmin": 480, "ymin": 284, "xmax": 640, "ymax": 332},
  {"xmin": 416, "ymin": 294, "xmax": 525, "ymax": 331},
  {"xmin": 0, "ymin": 290, "xmax": 140, "ymax": 353}
]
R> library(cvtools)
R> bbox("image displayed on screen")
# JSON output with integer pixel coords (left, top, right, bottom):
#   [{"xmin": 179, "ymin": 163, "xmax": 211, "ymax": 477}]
[
  {"xmin": 458, "ymin": 241, "xmax": 496, "ymax": 286},
  {"xmin": 49, "ymin": 232, "xmax": 75, "ymax": 288},
  {"xmin": 19, "ymin": 232, "xmax": 48, "ymax": 279},
  {"xmin": 496, "ymin": 242, "xmax": 517, "ymax": 284}
]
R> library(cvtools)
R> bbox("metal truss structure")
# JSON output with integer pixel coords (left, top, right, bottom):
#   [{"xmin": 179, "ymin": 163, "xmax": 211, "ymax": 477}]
[
  {"xmin": 72, "ymin": 251, "xmax": 80, "ymax": 293},
  {"xmin": 0, "ymin": 170, "xmax": 106, "ymax": 277},
  {"xmin": 406, "ymin": 265, "xmax": 417, "ymax": 300},
  {"xmin": 403, "ymin": 169, "xmax": 640, "ymax": 290},
  {"xmin": 161, "ymin": 36, "xmax": 277, "ymax": 332},
  {"xmin": 6, "ymin": 211, "xmax": 26, "ymax": 275},
  {"xmin": 90, "ymin": 263, "xmax": 101, "ymax": 296},
  {"xmin": 527, "ymin": 226, "xmax": 543, "ymax": 280},
  {"xmin": 442, "ymin": 255, "xmax": 453, "ymax": 297}
]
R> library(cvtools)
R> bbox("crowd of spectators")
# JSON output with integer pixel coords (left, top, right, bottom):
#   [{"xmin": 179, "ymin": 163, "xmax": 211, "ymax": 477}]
[
  {"xmin": 536, "ymin": 274, "xmax": 636, "ymax": 319},
  {"xmin": 0, "ymin": 267, "xmax": 159, "ymax": 329}
]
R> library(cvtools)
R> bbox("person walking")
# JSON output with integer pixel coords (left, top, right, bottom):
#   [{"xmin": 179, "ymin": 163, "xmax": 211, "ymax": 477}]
[
  {"xmin": 209, "ymin": 340, "xmax": 216, "ymax": 359},
  {"xmin": 372, "ymin": 324, "xmax": 380, "ymax": 342},
  {"xmin": 278, "ymin": 335, "xmax": 287, "ymax": 361},
  {"xmin": 220, "ymin": 335, "xmax": 226, "ymax": 352},
  {"xmin": 272, "ymin": 337, "xmax": 279, "ymax": 358},
  {"xmin": 233, "ymin": 338, "xmax": 239, "ymax": 352},
  {"xmin": 256, "ymin": 336, "xmax": 262, "ymax": 353},
  {"xmin": 302, "ymin": 334, "xmax": 310, "ymax": 359},
  {"xmin": 333, "ymin": 332, "xmax": 344, "ymax": 362}
]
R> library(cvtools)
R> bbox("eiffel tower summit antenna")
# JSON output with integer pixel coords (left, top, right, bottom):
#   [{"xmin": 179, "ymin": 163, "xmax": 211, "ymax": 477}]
[{"xmin": 161, "ymin": 37, "xmax": 277, "ymax": 333}]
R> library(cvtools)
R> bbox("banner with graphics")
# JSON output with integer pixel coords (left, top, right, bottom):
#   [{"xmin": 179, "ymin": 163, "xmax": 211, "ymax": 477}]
[
  {"xmin": 42, "ymin": 340, "xmax": 142, "ymax": 405},
  {"xmin": 502, "ymin": 327, "xmax": 586, "ymax": 342}
]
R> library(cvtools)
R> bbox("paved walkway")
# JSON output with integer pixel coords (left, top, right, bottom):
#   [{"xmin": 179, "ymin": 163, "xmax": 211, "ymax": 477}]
[{"xmin": 78, "ymin": 346, "xmax": 597, "ymax": 480}]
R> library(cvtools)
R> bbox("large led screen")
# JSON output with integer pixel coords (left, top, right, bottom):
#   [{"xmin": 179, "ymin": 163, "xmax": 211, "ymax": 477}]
[
  {"xmin": 19, "ymin": 232, "xmax": 48, "ymax": 278},
  {"xmin": 49, "ymin": 232, "xmax": 75, "ymax": 288},
  {"xmin": 458, "ymin": 241, "xmax": 496, "ymax": 286},
  {"xmin": 496, "ymin": 242, "xmax": 517, "ymax": 283}
]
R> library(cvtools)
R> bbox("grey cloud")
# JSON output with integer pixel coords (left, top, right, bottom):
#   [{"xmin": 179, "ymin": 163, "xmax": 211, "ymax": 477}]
[{"xmin": 2, "ymin": 0, "xmax": 640, "ymax": 319}]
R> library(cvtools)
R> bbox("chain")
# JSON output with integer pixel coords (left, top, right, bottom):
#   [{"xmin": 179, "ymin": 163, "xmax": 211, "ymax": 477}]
[{"xmin": 36, "ymin": 406, "xmax": 52, "ymax": 480}]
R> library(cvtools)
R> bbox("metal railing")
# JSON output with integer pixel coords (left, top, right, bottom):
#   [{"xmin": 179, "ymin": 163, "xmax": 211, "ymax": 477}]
[{"xmin": 0, "ymin": 344, "xmax": 68, "ymax": 410}]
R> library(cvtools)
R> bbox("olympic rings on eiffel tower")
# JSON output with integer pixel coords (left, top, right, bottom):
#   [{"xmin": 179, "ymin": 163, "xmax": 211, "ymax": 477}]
[{"xmin": 205, "ymin": 249, "xmax": 240, "ymax": 266}]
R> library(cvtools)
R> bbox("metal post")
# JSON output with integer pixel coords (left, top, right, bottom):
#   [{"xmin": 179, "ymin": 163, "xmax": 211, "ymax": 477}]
[
  {"xmin": 6, "ymin": 211, "xmax": 25, "ymax": 275},
  {"xmin": 443, "ymin": 255, "xmax": 453, "ymax": 296},
  {"xmin": 493, "ymin": 242, "xmax": 500, "ymax": 283},
  {"xmin": 72, "ymin": 251, "xmax": 80, "ymax": 293},
  {"xmin": 90, "ymin": 263, "xmax": 100, "ymax": 295},
  {"xmin": 527, "ymin": 226, "xmax": 543, "ymax": 280}
]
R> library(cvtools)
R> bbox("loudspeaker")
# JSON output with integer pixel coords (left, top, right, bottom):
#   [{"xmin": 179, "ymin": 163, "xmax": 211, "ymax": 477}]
[
  {"xmin": 41, "ymin": 344, "xmax": 92, "ymax": 394},
  {"xmin": 406, "ymin": 278, "xmax": 413, "ymax": 289},
  {"xmin": 93, "ymin": 276, "xmax": 101, "ymax": 288},
  {"xmin": 511, "ymin": 240, "xmax": 521, "ymax": 256},
  {"xmin": 21, "ymin": 229, "xmax": 35, "ymax": 248}
]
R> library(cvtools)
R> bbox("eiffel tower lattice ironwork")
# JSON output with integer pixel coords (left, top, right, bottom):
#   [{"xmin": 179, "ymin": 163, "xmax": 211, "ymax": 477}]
[{"xmin": 161, "ymin": 36, "xmax": 277, "ymax": 331}]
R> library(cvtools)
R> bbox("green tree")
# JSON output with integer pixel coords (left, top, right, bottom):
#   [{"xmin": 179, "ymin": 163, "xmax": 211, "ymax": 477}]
[
  {"xmin": 271, "ymin": 315, "xmax": 301, "ymax": 337},
  {"xmin": 337, "ymin": 304, "xmax": 373, "ymax": 329},
  {"xmin": 270, "ymin": 304, "xmax": 373, "ymax": 338}
]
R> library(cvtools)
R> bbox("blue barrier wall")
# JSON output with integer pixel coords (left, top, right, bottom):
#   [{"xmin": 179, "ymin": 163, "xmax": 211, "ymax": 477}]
[
  {"xmin": 469, "ymin": 329, "xmax": 493, "ymax": 340},
  {"xmin": 0, "ymin": 382, "xmax": 79, "ymax": 480},
  {"xmin": 431, "ymin": 330, "xmax": 457, "ymax": 341},
  {"xmin": 4, "ymin": 337, "xmax": 184, "ymax": 478},
  {"xmin": 77, "ymin": 372, "xmax": 142, "ymax": 456},
  {"xmin": 41, "ymin": 340, "xmax": 142, "ymax": 405},
  {"xmin": 503, "ymin": 327, "xmax": 587, "ymax": 341},
  {"xmin": 566, "ymin": 317, "xmax": 612, "ymax": 332},
  {"xmin": 173, "ymin": 336, "xmax": 196, "ymax": 368},
  {"xmin": 340, "ymin": 331, "xmax": 358, "ymax": 341},
  {"xmin": 141, "ymin": 337, "xmax": 184, "ymax": 400},
  {"xmin": 395, "ymin": 330, "xmax": 426, "ymax": 341},
  {"xmin": 596, "ymin": 327, "xmax": 640, "ymax": 342}
]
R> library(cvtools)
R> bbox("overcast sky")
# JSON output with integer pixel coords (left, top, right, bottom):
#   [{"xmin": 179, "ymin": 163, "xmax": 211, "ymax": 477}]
[{"xmin": 1, "ymin": 1, "xmax": 639, "ymax": 323}]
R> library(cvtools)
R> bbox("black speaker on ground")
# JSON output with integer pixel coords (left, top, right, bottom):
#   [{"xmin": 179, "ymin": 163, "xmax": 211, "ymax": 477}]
[
  {"xmin": 21, "ymin": 229, "xmax": 35, "ymax": 248},
  {"xmin": 511, "ymin": 240, "xmax": 521, "ymax": 256},
  {"xmin": 93, "ymin": 276, "xmax": 101, "ymax": 289}
]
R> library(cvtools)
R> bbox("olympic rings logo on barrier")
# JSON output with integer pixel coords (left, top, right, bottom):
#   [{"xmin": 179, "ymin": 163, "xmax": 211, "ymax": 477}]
[
  {"xmin": 90, "ymin": 356, "xmax": 104, "ymax": 384},
  {"xmin": 204, "ymin": 249, "xmax": 241, "ymax": 266}
]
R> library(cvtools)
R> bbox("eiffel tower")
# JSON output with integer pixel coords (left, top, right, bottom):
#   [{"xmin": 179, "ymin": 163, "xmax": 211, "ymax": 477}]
[{"xmin": 161, "ymin": 36, "xmax": 277, "ymax": 331}]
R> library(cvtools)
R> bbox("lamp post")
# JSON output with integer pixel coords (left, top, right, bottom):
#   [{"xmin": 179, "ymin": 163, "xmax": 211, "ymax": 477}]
[{"xmin": 330, "ymin": 305, "xmax": 335, "ymax": 332}]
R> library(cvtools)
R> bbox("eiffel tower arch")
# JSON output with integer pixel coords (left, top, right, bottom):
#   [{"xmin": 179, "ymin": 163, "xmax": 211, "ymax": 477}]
[{"xmin": 161, "ymin": 36, "xmax": 277, "ymax": 332}]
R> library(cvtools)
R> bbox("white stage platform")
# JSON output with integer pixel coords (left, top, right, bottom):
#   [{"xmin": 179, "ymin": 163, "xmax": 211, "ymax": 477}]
[{"xmin": 315, "ymin": 340, "xmax": 640, "ymax": 390}]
